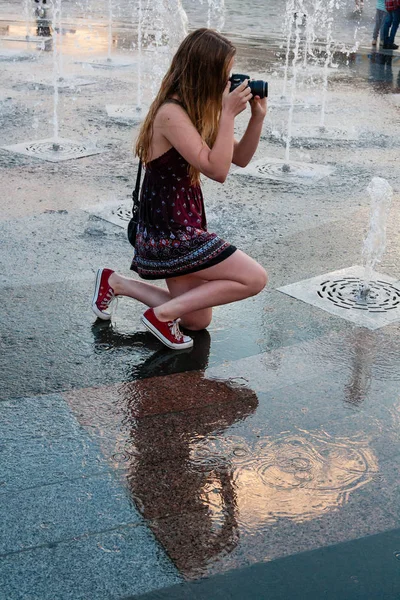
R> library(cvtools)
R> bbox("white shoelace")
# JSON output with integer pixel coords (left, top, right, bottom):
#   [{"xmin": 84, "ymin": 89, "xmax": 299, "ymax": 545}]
[
  {"xmin": 100, "ymin": 290, "xmax": 118, "ymax": 319},
  {"xmin": 100, "ymin": 289, "xmax": 114, "ymax": 309},
  {"xmin": 169, "ymin": 320, "xmax": 183, "ymax": 341}
]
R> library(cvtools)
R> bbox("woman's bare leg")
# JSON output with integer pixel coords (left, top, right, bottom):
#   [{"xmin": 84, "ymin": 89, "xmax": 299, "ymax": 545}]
[
  {"xmin": 155, "ymin": 250, "xmax": 267, "ymax": 322},
  {"xmin": 109, "ymin": 273, "xmax": 171, "ymax": 307},
  {"xmin": 108, "ymin": 272, "xmax": 213, "ymax": 330},
  {"xmin": 166, "ymin": 276, "xmax": 213, "ymax": 331}
]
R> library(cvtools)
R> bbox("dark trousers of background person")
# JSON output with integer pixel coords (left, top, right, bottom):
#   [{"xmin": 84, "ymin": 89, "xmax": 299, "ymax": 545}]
[
  {"xmin": 373, "ymin": 9, "xmax": 387, "ymax": 42},
  {"xmin": 382, "ymin": 8, "xmax": 400, "ymax": 45}
]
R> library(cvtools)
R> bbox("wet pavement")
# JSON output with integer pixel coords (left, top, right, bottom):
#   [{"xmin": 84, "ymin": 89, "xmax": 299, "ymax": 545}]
[{"xmin": 1, "ymin": 1, "xmax": 400, "ymax": 598}]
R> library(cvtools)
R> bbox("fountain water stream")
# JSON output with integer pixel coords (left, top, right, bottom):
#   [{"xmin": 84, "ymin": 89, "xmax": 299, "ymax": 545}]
[
  {"xmin": 284, "ymin": 2, "xmax": 304, "ymax": 167},
  {"xmin": 107, "ymin": 0, "xmax": 113, "ymax": 61},
  {"xmin": 107, "ymin": 0, "xmax": 188, "ymax": 123},
  {"xmin": 282, "ymin": 0, "xmax": 295, "ymax": 99},
  {"xmin": 23, "ymin": 0, "xmax": 32, "ymax": 39},
  {"xmin": 52, "ymin": 0, "xmax": 61, "ymax": 143},
  {"xmin": 319, "ymin": 0, "xmax": 335, "ymax": 129},
  {"xmin": 136, "ymin": 0, "xmax": 143, "ymax": 112},
  {"xmin": 359, "ymin": 177, "xmax": 393, "ymax": 298},
  {"xmin": 302, "ymin": 1, "xmax": 319, "ymax": 70},
  {"xmin": 206, "ymin": 0, "xmax": 225, "ymax": 31}
]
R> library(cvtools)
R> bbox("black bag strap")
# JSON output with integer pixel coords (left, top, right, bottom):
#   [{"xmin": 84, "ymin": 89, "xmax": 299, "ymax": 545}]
[{"xmin": 132, "ymin": 161, "xmax": 142, "ymax": 209}]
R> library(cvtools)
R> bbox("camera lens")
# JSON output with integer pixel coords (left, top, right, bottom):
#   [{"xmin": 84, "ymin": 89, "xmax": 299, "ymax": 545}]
[
  {"xmin": 249, "ymin": 80, "xmax": 268, "ymax": 99},
  {"xmin": 229, "ymin": 74, "xmax": 268, "ymax": 100}
]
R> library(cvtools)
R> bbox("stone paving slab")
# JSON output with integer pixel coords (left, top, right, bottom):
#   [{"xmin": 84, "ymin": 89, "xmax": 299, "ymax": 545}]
[
  {"xmin": 206, "ymin": 327, "xmax": 400, "ymax": 395},
  {"xmin": 128, "ymin": 527, "xmax": 400, "ymax": 600},
  {"xmin": 0, "ymin": 391, "xmax": 180, "ymax": 598},
  {"xmin": 0, "ymin": 394, "xmax": 109, "ymax": 493},
  {"xmin": 0, "ymin": 524, "xmax": 180, "ymax": 600},
  {"xmin": 0, "ymin": 472, "xmax": 140, "ymax": 555},
  {"xmin": 205, "ymin": 333, "xmax": 342, "ymax": 393},
  {"xmin": 0, "ymin": 436, "xmax": 109, "ymax": 495}
]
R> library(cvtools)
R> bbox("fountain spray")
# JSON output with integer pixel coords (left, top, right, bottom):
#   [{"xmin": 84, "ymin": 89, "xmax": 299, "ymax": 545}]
[
  {"xmin": 283, "ymin": 1, "xmax": 304, "ymax": 170},
  {"xmin": 359, "ymin": 178, "xmax": 393, "ymax": 299},
  {"xmin": 319, "ymin": 0, "xmax": 335, "ymax": 129},
  {"xmin": 302, "ymin": 1, "xmax": 316, "ymax": 69},
  {"xmin": 282, "ymin": 0, "xmax": 295, "ymax": 99},
  {"xmin": 50, "ymin": 0, "xmax": 61, "ymax": 148},
  {"xmin": 136, "ymin": 0, "xmax": 143, "ymax": 113},
  {"xmin": 207, "ymin": 0, "xmax": 225, "ymax": 31},
  {"xmin": 23, "ymin": 0, "xmax": 32, "ymax": 40},
  {"xmin": 107, "ymin": 0, "xmax": 113, "ymax": 61}
]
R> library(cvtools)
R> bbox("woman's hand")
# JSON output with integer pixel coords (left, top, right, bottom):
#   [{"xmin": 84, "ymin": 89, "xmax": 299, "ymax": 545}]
[
  {"xmin": 222, "ymin": 79, "xmax": 253, "ymax": 118},
  {"xmin": 250, "ymin": 96, "xmax": 267, "ymax": 121}
]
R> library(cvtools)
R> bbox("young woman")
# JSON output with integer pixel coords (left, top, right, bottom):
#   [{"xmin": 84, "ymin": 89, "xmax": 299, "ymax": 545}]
[{"xmin": 92, "ymin": 28, "xmax": 268, "ymax": 350}]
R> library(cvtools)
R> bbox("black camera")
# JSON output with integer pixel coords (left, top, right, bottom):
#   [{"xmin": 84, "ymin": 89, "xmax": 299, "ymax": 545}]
[{"xmin": 229, "ymin": 73, "xmax": 268, "ymax": 99}]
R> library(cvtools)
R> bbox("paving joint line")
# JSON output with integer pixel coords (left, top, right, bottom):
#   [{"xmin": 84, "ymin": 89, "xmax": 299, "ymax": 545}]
[
  {"xmin": 0, "ymin": 521, "xmax": 144, "ymax": 559},
  {"xmin": 0, "ymin": 467, "xmax": 116, "ymax": 497}
]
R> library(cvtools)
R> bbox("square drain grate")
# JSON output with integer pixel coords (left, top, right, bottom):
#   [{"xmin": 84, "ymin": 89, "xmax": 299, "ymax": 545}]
[
  {"xmin": 84, "ymin": 200, "xmax": 131, "ymax": 228},
  {"xmin": 106, "ymin": 105, "xmax": 147, "ymax": 123},
  {"xmin": 47, "ymin": 78, "xmax": 96, "ymax": 90},
  {"xmin": 278, "ymin": 265, "xmax": 400, "ymax": 330},
  {"xmin": 78, "ymin": 58, "xmax": 136, "ymax": 70}
]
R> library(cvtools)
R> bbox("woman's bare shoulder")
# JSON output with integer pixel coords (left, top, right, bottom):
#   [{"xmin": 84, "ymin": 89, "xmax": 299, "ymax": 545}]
[{"xmin": 156, "ymin": 101, "xmax": 189, "ymax": 126}]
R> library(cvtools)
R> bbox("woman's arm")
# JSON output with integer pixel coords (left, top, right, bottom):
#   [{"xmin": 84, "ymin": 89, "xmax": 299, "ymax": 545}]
[
  {"xmin": 232, "ymin": 97, "xmax": 267, "ymax": 168},
  {"xmin": 156, "ymin": 80, "xmax": 252, "ymax": 183}
]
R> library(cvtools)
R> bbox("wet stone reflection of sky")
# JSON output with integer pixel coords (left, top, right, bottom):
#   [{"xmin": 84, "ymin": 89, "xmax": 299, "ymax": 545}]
[
  {"xmin": 1, "ymin": 0, "xmax": 400, "ymax": 597},
  {"xmin": 63, "ymin": 326, "xmax": 400, "ymax": 579}
]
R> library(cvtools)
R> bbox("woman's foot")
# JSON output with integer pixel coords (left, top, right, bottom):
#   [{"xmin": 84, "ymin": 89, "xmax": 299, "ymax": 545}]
[
  {"xmin": 372, "ymin": 40, "xmax": 377, "ymax": 46},
  {"xmin": 92, "ymin": 268, "xmax": 116, "ymax": 320},
  {"xmin": 141, "ymin": 308, "xmax": 193, "ymax": 350}
]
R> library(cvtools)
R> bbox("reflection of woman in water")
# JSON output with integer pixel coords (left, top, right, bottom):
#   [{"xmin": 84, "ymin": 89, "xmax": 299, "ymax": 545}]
[{"xmin": 116, "ymin": 331, "xmax": 259, "ymax": 576}]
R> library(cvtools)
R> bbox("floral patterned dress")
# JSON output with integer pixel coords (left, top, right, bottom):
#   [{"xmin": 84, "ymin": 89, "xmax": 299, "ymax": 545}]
[{"xmin": 130, "ymin": 146, "xmax": 236, "ymax": 280}]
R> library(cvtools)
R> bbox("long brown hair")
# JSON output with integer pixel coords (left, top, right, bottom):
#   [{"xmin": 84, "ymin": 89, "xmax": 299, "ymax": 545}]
[{"xmin": 135, "ymin": 28, "xmax": 236, "ymax": 183}]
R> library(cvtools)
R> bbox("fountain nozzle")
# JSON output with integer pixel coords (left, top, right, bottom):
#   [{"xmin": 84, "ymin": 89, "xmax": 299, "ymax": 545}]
[
  {"xmin": 358, "ymin": 282, "xmax": 370, "ymax": 301},
  {"xmin": 282, "ymin": 163, "xmax": 291, "ymax": 173},
  {"xmin": 52, "ymin": 142, "xmax": 60, "ymax": 151}
]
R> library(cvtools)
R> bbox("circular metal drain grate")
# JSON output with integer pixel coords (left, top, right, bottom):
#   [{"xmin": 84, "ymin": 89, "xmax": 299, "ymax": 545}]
[
  {"xmin": 293, "ymin": 125, "xmax": 352, "ymax": 140},
  {"xmin": 24, "ymin": 141, "xmax": 91, "ymax": 159},
  {"xmin": 255, "ymin": 161, "xmax": 324, "ymax": 179},
  {"xmin": 317, "ymin": 277, "xmax": 400, "ymax": 313},
  {"xmin": 113, "ymin": 205, "xmax": 131, "ymax": 222}
]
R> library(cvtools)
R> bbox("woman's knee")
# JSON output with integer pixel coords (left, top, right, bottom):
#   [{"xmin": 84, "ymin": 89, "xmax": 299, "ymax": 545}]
[
  {"xmin": 247, "ymin": 266, "xmax": 268, "ymax": 296},
  {"xmin": 180, "ymin": 308, "xmax": 213, "ymax": 331}
]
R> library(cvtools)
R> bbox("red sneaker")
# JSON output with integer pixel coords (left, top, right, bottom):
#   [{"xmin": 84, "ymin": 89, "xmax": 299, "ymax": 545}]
[
  {"xmin": 92, "ymin": 268, "xmax": 116, "ymax": 320},
  {"xmin": 141, "ymin": 308, "xmax": 193, "ymax": 350}
]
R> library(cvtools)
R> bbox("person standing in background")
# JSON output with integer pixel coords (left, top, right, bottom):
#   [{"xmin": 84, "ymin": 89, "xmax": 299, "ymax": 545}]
[
  {"xmin": 382, "ymin": 0, "xmax": 400, "ymax": 49},
  {"xmin": 372, "ymin": 0, "xmax": 387, "ymax": 46},
  {"xmin": 355, "ymin": 0, "xmax": 364, "ymax": 13}
]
